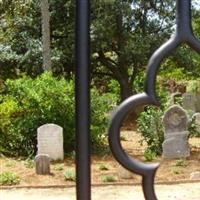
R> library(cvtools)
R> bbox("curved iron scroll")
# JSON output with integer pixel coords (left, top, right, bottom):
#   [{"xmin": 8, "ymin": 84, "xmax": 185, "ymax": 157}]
[{"xmin": 108, "ymin": 1, "xmax": 200, "ymax": 199}]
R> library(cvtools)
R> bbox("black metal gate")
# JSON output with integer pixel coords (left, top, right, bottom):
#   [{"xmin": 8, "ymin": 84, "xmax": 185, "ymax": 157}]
[{"xmin": 75, "ymin": 0, "xmax": 200, "ymax": 200}]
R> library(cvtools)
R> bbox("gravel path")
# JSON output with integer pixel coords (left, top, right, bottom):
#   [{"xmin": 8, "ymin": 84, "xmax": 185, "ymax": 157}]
[{"xmin": 1, "ymin": 183, "xmax": 200, "ymax": 200}]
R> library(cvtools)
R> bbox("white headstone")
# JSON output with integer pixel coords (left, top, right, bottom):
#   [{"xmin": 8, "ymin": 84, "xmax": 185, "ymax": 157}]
[{"xmin": 37, "ymin": 124, "xmax": 64, "ymax": 161}]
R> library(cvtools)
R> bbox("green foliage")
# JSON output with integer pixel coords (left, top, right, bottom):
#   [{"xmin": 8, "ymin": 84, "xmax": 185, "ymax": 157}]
[
  {"xmin": 188, "ymin": 116, "xmax": 200, "ymax": 138},
  {"xmin": 187, "ymin": 79, "xmax": 200, "ymax": 93},
  {"xmin": 0, "ymin": 72, "xmax": 117, "ymax": 156},
  {"xmin": 23, "ymin": 159, "xmax": 34, "ymax": 169},
  {"xmin": 99, "ymin": 164, "xmax": 109, "ymax": 171},
  {"xmin": 101, "ymin": 175, "xmax": 117, "ymax": 183},
  {"xmin": 54, "ymin": 164, "xmax": 64, "ymax": 171},
  {"xmin": 144, "ymin": 149, "xmax": 157, "ymax": 161},
  {"xmin": 0, "ymin": 0, "xmax": 177, "ymax": 101},
  {"xmin": 0, "ymin": 172, "xmax": 20, "ymax": 185},
  {"xmin": 175, "ymin": 159, "xmax": 187, "ymax": 167},
  {"xmin": 137, "ymin": 106, "xmax": 164, "ymax": 155},
  {"xmin": 5, "ymin": 160, "xmax": 16, "ymax": 168},
  {"xmin": 64, "ymin": 169, "xmax": 76, "ymax": 181},
  {"xmin": 171, "ymin": 168, "xmax": 183, "ymax": 175}
]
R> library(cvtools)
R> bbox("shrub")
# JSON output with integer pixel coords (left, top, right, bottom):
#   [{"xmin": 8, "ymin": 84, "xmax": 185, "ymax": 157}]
[
  {"xmin": 144, "ymin": 149, "xmax": 157, "ymax": 161},
  {"xmin": 188, "ymin": 115, "xmax": 200, "ymax": 138},
  {"xmin": 23, "ymin": 159, "xmax": 34, "ymax": 169},
  {"xmin": 0, "ymin": 172, "xmax": 20, "ymax": 185},
  {"xmin": 175, "ymin": 159, "xmax": 187, "ymax": 167},
  {"xmin": 53, "ymin": 164, "xmax": 64, "ymax": 171},
  {"xmin": 137, "ymin": 106, "xmax": 164, "ymax": 155},
  {"xmin": 99, "ymin": 163, "xmax": 109, "ymax": 171},
  {"xmin": 64, "ymin": 169, "xmax": 76, "ymax": 181},
  {"xmin": 0, "ymin": 72, "xmax": 117, "ymax": 156},
  {"xmin": 101, "ymin": 175, "xmax": 117, "ymax": 183}
]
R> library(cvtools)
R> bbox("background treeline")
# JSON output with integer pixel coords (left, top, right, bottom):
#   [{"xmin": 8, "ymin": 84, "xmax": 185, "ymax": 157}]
[{"xmin": 1, "ymin": 0, "xmax": 200, "ymax": 156}]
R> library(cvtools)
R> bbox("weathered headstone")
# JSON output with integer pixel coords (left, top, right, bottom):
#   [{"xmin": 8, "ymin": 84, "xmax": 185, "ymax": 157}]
[
  {"xmin": 182, "ymin": 93, "xmax": 196, "ymax": 113},
  {"xmin": 35, "ymin": 154, "xmax": 50, "ymax": 175},
  {"xmin": 37, "ymin": 124, "xmax": 64, "ymax": 161},
  {"xmin": 162, "ymin": 105, "xmax": 190, "ymax": 159}
]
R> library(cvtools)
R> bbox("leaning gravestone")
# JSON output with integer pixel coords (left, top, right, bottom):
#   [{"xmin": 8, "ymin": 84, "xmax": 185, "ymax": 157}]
[
  {"xmin": 35, "ymin": 154, "xmax": 50, "ymax": 175},
  {"xmin": 162, "ymin": 105, "xmax": 190, "ymax": 159},
  {"xmin": 37, "ymin": 124, "xmax": 64, "ymax": 161},
  {"xmin": 182, "ymin": 93, "xmax": 196, "ymax": 113}
]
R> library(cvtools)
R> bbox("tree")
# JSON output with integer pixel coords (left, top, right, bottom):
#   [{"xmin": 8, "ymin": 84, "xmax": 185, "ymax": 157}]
[
  {"xmin": 41, "ymin": 0, "xmax": 51, "ymax": 71},
  {"xmin": 91, "ymin": 0, "xmax": 175, "ymax": 101},
  {"xmin": 0, "ymin": 0, "xmax": 42, "ymax": 78},
  {"xmin": 4, "ymin": 0, "xmax": 200, "ymax": 101}
]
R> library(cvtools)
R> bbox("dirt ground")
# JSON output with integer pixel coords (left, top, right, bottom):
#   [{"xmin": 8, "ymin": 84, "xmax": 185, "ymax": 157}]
[
  {"xmin": 0, "ymin": 131, "xmax": 199, "ymax": 187},
  {"xmin": 1, "ymin": 183, "xmax": 200, "ymax": 200}
]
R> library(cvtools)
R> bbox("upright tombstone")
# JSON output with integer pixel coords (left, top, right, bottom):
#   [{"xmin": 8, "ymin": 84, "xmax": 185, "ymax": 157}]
[
  {"xmin": 182, "ymin": 93, "xmax": 196, "ymax": 113},
  {"xmin": 162, "ymin": 105, "xmax": 190, "ymax": 159},
  {"xmin": 35, "ymin": 154, "xmax": 50, "ymax": 175},
  {"xmin": 37, "ymin": 124, "xmax": 64, "ymax": 161}
]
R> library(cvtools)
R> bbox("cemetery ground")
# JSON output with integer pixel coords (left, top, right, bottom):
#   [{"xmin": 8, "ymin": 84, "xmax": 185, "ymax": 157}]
[{"xmin": 0, "ymin": 131, "xmax": 199, "ymax": 188}]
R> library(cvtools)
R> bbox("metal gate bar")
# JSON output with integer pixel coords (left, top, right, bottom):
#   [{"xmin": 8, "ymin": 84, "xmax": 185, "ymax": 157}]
[
  {"xmin": 75, "ymin": 0, "xmax": 199, "ymax": 200},
  {"xmin": 75, "ymin": 1, "xmax": 91, "ymax": 200},
  {"xmin": 109, "ymin": 0, "xmax": 200, "ymax": 200}
]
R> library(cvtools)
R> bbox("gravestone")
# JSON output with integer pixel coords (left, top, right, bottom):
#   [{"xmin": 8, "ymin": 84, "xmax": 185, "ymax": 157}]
[
  {"xmin": 182, "ymin": 93, "xmax": 196, "ymax": 113},
  {"xmin": 37, "ymin": 124, "xmax": 64, "ymax": 161},
  {"xmin": 162, "ymin": 105, "xmax": 190, "ymax": 159},
  {"xmin": 35, "ymin": 154, "xmax": 50, "ymax": 175},
  {"xmin": 192, "ymin": 113, "xmax": 200, "ymax": 132}
]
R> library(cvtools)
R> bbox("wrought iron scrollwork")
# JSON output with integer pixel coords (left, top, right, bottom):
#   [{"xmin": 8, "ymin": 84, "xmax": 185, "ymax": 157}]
[{"xmin": 108, "ymin": 1, "xmax": 200, "ymax": 199}]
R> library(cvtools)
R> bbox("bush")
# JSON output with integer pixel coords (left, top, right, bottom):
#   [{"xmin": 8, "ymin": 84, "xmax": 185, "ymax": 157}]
[
  {"xmin": 101, "ymin": 175, "xmax": 117, "ymax": 183},
  {"xmin": 64, "ymin": 169, "xmax": 76, "ymax": 181},
  {"xmin": 0, "ymin": 72, "xmax": 117, "ymax": 156},
  {"xmin": 144, "ymin": 149, "xmax": 157, "ymax": 161},
  {"xmin": 188, "ymin": 116, "xmax": 200, "ymax": 138},
  {"xmin": 0, "ymin": 172, "xmax": 20, "ymax": 185},
  {"xmin": 137, "ymin": 106, "xmax": 164, "ymax": 155}
]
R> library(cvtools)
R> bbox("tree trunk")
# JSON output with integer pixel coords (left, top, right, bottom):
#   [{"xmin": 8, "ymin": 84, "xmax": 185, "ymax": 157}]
[
  {"xmin": 41, "ymin": 0, "xmax": 51, "ymax": 71},
  {"xmin": 119, "ymin": 79, "xmax": 133, "ymax": 102}
]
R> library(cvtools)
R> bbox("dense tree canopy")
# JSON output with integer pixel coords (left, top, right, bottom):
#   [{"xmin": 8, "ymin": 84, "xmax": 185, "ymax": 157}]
[{"xmin": 1, "ymin": 0, "xmax": 200, "ymax": 100}]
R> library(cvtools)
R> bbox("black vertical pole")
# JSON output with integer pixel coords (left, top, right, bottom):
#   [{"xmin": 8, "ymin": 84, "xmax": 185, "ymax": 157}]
[
  {"xmin": 75, "ymin": 1, "xmax": 91, "ymax": 200},
  {"xmin": 176, "ymin": 0, "xmax": 192, "ymax": 36}
]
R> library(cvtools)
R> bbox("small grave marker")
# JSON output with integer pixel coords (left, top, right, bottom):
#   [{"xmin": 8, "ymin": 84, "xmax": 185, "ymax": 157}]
[{"xmin": 35, "ymin": 154, "xmax": 50, "ymax": 175}]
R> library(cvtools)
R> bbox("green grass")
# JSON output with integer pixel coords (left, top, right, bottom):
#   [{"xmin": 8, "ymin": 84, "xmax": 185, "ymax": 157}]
[
  {"xmin": 101, "ymin": 175, "xmax": 117, "ymax": 183},
  {"xmin": 5, "ymin": 160, "xmax": 16, "ymax": 168},
  {"xmin": 64, "ymin": 170, "xmax": 76, "ymax": 181},
  {"xmin": 54, "ymin": 164, "xmax": 65, "ymax": 171},
  {"xmin": 175, "ymin": 159, "xmax": 187, "ymax": 167},
  {"xmin": 0, "ymin": 172, "xmax": 20, "ymax": 185},
  {"xmin": 99, "ymin": 164, "xmax": 109, "ymax": 171},
  {"xmin": 172, "ymin": 168, "xmax": 183, "ymax": 175},
  {"xmin": 23, "ymin": 159, "xmax": 34, "ymax": 169}
]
